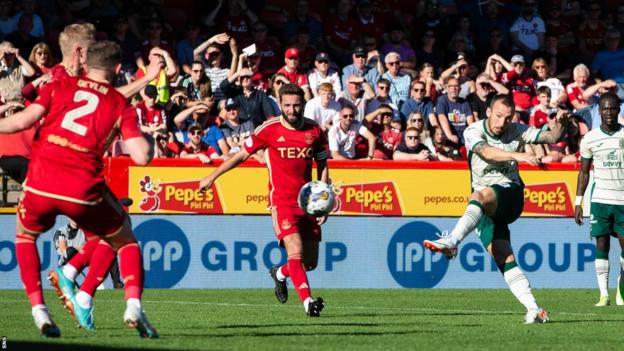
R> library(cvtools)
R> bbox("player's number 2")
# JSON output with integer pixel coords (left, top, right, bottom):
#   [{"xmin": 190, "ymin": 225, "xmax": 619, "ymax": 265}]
[{"xmin": 61, "ymin": 90, "xmax": 99, "ymax": 136}]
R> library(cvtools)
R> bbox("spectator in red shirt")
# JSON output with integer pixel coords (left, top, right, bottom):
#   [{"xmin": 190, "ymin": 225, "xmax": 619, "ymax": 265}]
[
  {"xmin": 500, "ymin": 54, "xmax": 536, "ymax": 122},
  {"xmin": 180, "ymin": 124, "xmax": 219, "ymax": 164},
  {"xmin": 565, "ymin": 63, "xmax": 591, "ymax": 112},
  {"xmin": 364, "ymin": 104, "xmax": 402, "ymax": 160},
  {"xmin": 277, "ymin": 47, "xmax": 312, "ymax": 101},
  {"xmin": 136, "ymin": 85, "xmax": 167, "ymax": 135}
]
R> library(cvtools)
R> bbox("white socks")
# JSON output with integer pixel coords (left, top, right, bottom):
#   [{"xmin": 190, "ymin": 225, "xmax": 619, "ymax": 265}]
[
  {"xmin": 276, "ymin": 266, "xmax": 287, "ymax": 281},
  {"xmin": 62, "ymin": 264, "xmax": 78, "ymax": 281},
  {"xmin": 127, "ymin": 298, "xmax": 142, "ymax": 311},
  {"xmin": 75, "ymin": 291, "xmax": 92, "ymax": 308},
  {"xmin": 303, "ymin": 297, "xmax": 313, "ymax": 311},
  {"xmin": 595, "ymin": 258, "xmax": 609, "ymax": 297},
  {"xmin": 32, "ymin": 304, "xmax": 48, "ymax": 316},
  {"xmin": 504, "ymin": 266, "xmax": 539, "ymax": 311},
  {"xmin": 449, "ymin": 202, "xmax": 483, "ymax": 246}
]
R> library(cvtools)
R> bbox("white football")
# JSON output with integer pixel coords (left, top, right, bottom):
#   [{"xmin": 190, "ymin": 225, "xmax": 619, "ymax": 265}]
[{"xmin": 298, "ymin": 181, "xmax": 335, "ymax": 217}]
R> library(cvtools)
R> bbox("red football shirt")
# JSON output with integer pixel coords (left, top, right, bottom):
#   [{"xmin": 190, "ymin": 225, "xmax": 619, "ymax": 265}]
[
  {"xmin": 244, "ymin": 117, "xmax": 327, "ymax": 207},
  {"xmin": 529, "ymin": 108, "xmax": 549, "ymax": 129},
  {"xmin": 25, "ymin": 76, "xmax": 142, "ymax": 204},
  {"xmin": 277, "ymin": 66, "xmax": 309, "ymax": 88},
  {"xmin": 565, "ymin": 82, "xmax": 587, "ymax": 105},
  {"xmin": 136, "ymin": 100, "xmax": 166, "ymax": 128}
]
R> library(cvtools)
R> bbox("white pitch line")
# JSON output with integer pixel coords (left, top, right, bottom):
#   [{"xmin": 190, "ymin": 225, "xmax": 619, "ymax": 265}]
[
  {"xmin": 141, "ymin": 300, "xmax": 599, "ymax": 317},
  {"xmin": 0, "ymin": 298, "xmax": 604, "ymax": 317}
]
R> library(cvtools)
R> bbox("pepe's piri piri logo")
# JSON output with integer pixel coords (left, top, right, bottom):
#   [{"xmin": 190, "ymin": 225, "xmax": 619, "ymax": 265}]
[
  {"xmin": 332, "ymin": 181, "xmax": 402, "ymax": 215},
  {"xmin": 138, "ymin": 176, "xmax": 223, "ymax": 213},
  {"xmin": 523, "ymin": 182, "xmax": 573, "ymax": 216}
]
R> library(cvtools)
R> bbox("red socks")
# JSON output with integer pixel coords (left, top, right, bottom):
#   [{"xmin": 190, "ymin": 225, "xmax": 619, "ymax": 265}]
[
  {"xmin": 287, "ymin": 258, "xmax": 311, "ymax": 303},
  {"xmin": 16, "ymin": 234, "xmax": 44, "ymax": 307},
  {"xmin": 67, "ymin": 237, "xmax": 100, "ymax": 272},
  {"xmin": 118, "ymin": 242, "xmax": 143, "ymax": 300},
  {"xmin": 79, "ymin": 241, "xmax": 116, "ymax": 296}
]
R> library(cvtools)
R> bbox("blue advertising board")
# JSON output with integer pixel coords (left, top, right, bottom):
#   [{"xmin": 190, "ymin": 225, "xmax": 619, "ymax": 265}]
[{"xmin": 0, "ymin": 214, "xmax": 617, "ymax": 289}]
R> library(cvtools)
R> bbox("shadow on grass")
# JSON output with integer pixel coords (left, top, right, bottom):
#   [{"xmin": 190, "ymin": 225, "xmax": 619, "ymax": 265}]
[
  {"xmin": 8, "ymin": 342, "xmax": 164, "ymax": 351},
  {"xmin": 173, "ymin": 329, "xmax": 434, "ymax": 338}
]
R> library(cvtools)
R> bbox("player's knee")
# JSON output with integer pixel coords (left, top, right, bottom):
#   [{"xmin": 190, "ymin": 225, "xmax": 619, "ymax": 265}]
[{"xmin": 303, "ymin": 260, "xmax": 318, "ymax": 271}]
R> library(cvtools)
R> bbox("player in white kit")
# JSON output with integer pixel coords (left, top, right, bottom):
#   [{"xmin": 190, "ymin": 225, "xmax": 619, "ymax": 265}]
[{"xmin": 423, "ymin": 94, "xmax": 570, "ymax": 324}]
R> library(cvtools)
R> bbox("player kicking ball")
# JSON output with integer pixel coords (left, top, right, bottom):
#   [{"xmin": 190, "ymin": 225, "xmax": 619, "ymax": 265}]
[
  {"xmin": 0, "ymin": 41, "xmax": 158, "ymax": 337},
  {"xmin": 423, "ymin": 94, "xmax": 570, "ymax": 324},
  {"xmin": 575, "ymin": 92, "xmax": 624, "ymax": 307},
  {"xmin": 199, "ymin": 84, "xmax": 328, "ymax": 316}
]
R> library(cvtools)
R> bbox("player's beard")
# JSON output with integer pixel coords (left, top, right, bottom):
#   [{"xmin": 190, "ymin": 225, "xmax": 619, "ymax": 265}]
[{"xmin": 282, "ymin": 110, "xmax": 303, "ymax": 128}]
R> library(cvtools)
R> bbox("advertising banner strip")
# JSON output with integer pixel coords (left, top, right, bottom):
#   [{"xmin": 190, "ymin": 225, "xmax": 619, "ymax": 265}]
[{"xmin": 128, "ymin": 165, "xmax": 580, "ymax": 217}]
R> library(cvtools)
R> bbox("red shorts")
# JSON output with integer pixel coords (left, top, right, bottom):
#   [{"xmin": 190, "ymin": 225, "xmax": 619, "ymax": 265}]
[
  {"xmin": 270, "ymin": 206, "xmax": 321, "ymax": 242},
  {"xmin": 18, "ymin": 186, "xmax": 126, "ymax": 236}
]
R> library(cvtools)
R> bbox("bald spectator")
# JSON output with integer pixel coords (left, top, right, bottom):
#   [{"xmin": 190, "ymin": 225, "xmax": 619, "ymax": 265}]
[
  {"xmin": 135, "ymin": 46, "xmax": 176, "ymax": 104},
  {"xmin": 338, "ymin": 74, "xmax": 375, "ymax": 121},
  {"xmin": 382, "ymin": 52, "xmax": 411, "ymax": 106},
  {"xmin": 436, "ymin": 77, "xmax": 473, "ymax": 145},
  {"xmin": 277, "ymin": 47, "xmax": 312, "ymax": 101}
]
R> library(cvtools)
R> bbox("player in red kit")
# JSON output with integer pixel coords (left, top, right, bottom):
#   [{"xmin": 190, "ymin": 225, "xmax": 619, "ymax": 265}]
[
  {"xmin": 0, "ymin": 41, "xmax": 158, "ymax": 338},
  {"xmin": 199, "ymin": 83, "xmax": 329, "ymax": 316},
  {"xmin": 45, "ymin": 23, "xmax": 161, "ymax": 321}
]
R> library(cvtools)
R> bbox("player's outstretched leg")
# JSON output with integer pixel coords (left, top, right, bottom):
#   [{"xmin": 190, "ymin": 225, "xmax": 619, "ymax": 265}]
[
  {"xmin": 119, "ymin": 242, "xmax": 158, "ymax": 338},
  {"xmin": 66, "ymin": 240, "xmax": 117, "ymax": 331},
  {"xmin": 270, "ymin": 265, "xmax": 289, "ymax": 303},
  {"xmin": 16, "ymin": 233, "xmax": 61, "ymax": 337},
  {"xmin": 49, "ymin": 235, "xmax": 100, "ymax": 300},
  {"xmin": 423, "ymin": 200, "xmax": 484, "ymax": 258},
  {"xmin": 617, "ymin": 252, "xmax": 624, "ymax": 306},
  {"xmin": 594, "ymin": 248, "xmax": 610, "ymax": 306}
]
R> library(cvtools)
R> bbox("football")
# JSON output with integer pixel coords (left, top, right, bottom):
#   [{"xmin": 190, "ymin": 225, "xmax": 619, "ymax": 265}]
[{"xmin": 298, "ymin": 181, "xmax": 335, "ymax": 217}]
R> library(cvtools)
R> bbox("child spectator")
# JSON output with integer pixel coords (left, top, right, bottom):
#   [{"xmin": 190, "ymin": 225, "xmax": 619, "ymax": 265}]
[{"xmin": 136, "ymin": 85, "xmax": 167, "ymax": 135}]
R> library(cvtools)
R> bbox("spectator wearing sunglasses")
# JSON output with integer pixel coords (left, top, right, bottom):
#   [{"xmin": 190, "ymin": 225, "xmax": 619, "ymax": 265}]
[
  {"xmin": 341, "ymin": 46, "xmax": 383, "ymax": 92},
  {"xmin": 381, "ymin": 52, "xmax": 411, "ymax": 106},
  {"xmin": 392, "ymin": 127, "xmax": 432, "ymax": 161},
  {"xmin": 365, "ymin": 79, "xmax": 399, "ymax": 121},
  {"xmin": 308, "ymin": 52, "xmax": 341, "ymax": 98},
  {"xmin": 400, "ymin": 80, "xmax": 436, "ymax": 129},
  {"xmin": 328, "ymin": 104, "xmax": 377, "ymax": 160},
  {"xmin": 180, "ymin": 124, "xmax": 219, "ymax": 164}
]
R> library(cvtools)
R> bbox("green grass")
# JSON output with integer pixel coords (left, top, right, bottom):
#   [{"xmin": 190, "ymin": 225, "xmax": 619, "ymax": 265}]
[{"xmin": 0, "ymin": 289, "xmax": 622, "ymax": 350}]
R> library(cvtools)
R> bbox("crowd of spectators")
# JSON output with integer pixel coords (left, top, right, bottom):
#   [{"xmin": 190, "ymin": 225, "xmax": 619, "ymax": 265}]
[{"xmin": 1, "ymin": 0, "xmax": 624, "ymax": 167}]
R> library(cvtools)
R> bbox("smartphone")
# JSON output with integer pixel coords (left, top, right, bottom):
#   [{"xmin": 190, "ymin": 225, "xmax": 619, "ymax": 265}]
[{"xmin": 243, "ymin": 44, "xmax": 257, "ymax": 56}]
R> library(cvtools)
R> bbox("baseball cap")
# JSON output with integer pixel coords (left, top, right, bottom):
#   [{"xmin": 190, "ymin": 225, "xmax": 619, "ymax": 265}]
[
  {"xmin": 225, "ymin": 98, "xmax": 239, "ymax": 109},
  {"xmin": 285, "ymin": 47, "xmax": 299, "ymax": 59},
  {"xmin": 144, "ymin": 85, "xmax": 158, "ymax": 99},
  {"xmin": 510, "ymin": 54, "xmax": 525, "ymax": 64},
  {"xmin": 315, "ymin": 52, "xmax": 330, "ymax": 62},
  {"xmin": 353, "ymin": 46, "xmax": 367, "ymax": 56}
]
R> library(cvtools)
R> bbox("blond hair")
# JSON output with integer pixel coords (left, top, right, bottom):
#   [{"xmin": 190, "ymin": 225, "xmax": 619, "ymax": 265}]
[{"xmin": 59, "ymin": 23, "xmax": 95, "ymax": 57}]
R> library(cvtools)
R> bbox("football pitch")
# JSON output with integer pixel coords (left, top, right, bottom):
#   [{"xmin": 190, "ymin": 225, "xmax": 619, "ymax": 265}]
[{"xmin": 0, "ymin": 288, "xmax": 622, "ymax": 350}]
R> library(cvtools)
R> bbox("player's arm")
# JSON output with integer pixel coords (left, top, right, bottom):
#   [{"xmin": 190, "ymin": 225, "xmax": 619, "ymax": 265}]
[
  {"xmin": 116, "ymin": 59, "xmax": 164, "ymax": 98},
  {"xmin": 0, "ymin": 104, "xmax": 45, "ymax": 133},
  {"xmin": 199, "ymin": 148, "xmax": 251, "ymax": 192},
  {"xmin": 316, "ymin": 158, "xmax": 328, "ymax": 184},
  {"xmin": 124, "ymin": 134, "xmax": 155, "ymax": 166},
  {"xmin": 473, "ymin": 141, "xmax": 541, "ymax": 166},
  {"xmin": 574, "ymin": 154, "xmax": 592, "ymax": 226},
  {"xmin": 534, "ymin": 109, "xmax": 570, "ymax": 144}
]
